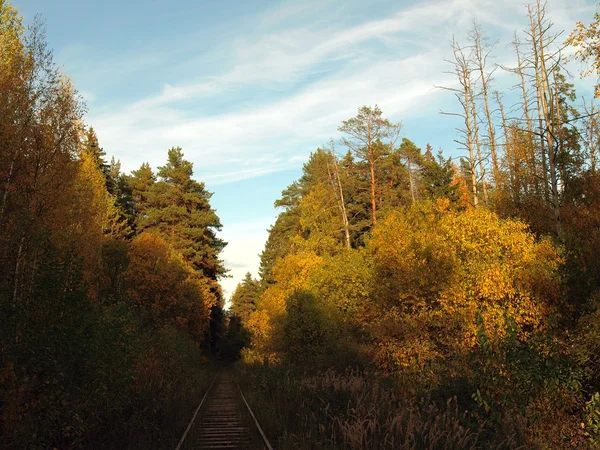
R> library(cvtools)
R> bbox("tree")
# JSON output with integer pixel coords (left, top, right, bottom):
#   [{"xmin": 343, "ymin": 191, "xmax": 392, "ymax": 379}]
[
  {"xmin": 231, "ymin": 272, "xmax": 261, "ymax": 325},
  {"xmin": 259, "ymin": 212, "xmax": 299, "ymax": 287},
  {"xmin": 137, "ymin": 147, "xmax": 226, "ymax": 281},
  {"xmin": 127, "ymin": 162, "xmax": 155, "ymax": 218},
  {"xmin": 438, "ymin": 38, "xmax": 480, "ymax": 208},
  {"xmin": 324, "ymin": 141, "xmax": 351, "ymax": 249},
  {"xmin": 82, "ymin": 127, "xmax": 109, "ymax": 183},
  {"xmin": 124, "ymin": 232, "xmax": 215, "ymax": 340},
  {"xmin": 470, "ymin": 22, "xmax": 500, "ymax": 187},
  {"xmin": 398, "ymin": 138, "xmax": 422, "ymax": 203},
  {"xmin": 567, "ymin": 11, "xmax": 600, "ymax": 97},
  {"xmin": 338, "ymin": 105, "xmax": 401, "ymax": 226},
  {"xmin": 581, "ymin": 98, "xmax": 599, "ymax": 172},
  {"xmin": 421, "ymin": 149, "xmax": 460, "ymax": 204},
  {"xmin": 502, "ymin": 37, "xmax": 540, "ymax": 195},
  {"xmin": 526, "ymin": 0, "xmax": 566, "ymax": 235}
]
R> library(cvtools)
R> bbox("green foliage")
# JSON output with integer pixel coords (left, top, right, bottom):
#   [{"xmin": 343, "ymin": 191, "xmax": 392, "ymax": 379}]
[
  {"xmin": 136, "ymin": 147, "xmax": 226, "ymax": 281},
  {"xmin": 584, "ymin": 392, "xmax": 600, "ymax": 445},
  {"xmin": 421, "ymin": 149, "xmax": 461, "ymax": 204},
  {"xmin": 231, "ymin": 272, "xmax": 260, "ymax": 324}
]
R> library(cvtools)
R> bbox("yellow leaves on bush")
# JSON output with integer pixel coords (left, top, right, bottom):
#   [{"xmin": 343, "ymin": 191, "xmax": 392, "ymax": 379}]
[
  {"xmin": 442, "ymin": 208, "xmax": 561, "ymax": 335},
  {"xmin": 368, "ymin": 204, "xmax": 562, "ymax": 379},
  {"xmin": 369, "ymin": 202, "xmax": 455, "ymax": 310},
  {"xmin": 309, "ymin": 248, "xmax": 373, "ymax": 325},
  {"xmin": 271, "ymin": 250, "xmax": 322, "ymax": 293},
  {"xmin": 246, "ymin": 250, "xmax": 322, "ymax": 359},
  {"xmin": 124, "ymin": 232, "xmax": 215, "ymax": 338}
]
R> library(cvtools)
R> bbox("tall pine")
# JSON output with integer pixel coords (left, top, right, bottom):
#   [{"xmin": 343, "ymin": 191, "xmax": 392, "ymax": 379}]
[{"xmin": 137, "ymin": 147, "xmax": 226, "ymax": 281}]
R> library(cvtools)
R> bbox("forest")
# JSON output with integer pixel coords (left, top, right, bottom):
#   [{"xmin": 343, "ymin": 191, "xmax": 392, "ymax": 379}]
[{"xmin": 3, "ymin": 0, "xmax": 600, "ymax": 448}]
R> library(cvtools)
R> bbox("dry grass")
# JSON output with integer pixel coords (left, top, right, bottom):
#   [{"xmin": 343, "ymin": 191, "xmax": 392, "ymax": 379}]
[{"xmin": 235, "ymin": 366, "xmax": 522, "ymax": 450}]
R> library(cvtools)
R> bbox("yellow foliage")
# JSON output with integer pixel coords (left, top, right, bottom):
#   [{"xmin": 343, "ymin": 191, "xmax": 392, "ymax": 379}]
[
  {"xmin": 368, "ymin": 204, "xmax": 561, "ymax": 381},
  {"xmin": 271, "ymin": 250, "xmax": 322, "ymax": 293},
  {"xmin": 246, "ymin": 250, "xmax": 322, "ymax": 359},
  {"xmin": 46, "ymin": 149, "xmax": 121, "ymax": 296},
  {"xmin": 124, "ymin": 233, "xmax": 215, "ymax": 340},
  {"xmin": 0, "ymin": 1, "xmax": 25, "ymax": 77}
]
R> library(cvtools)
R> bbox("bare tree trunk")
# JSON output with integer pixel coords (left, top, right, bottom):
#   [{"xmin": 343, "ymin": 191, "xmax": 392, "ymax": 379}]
[
  {"xmin": 583, "ymin": 98, "xmax": 598, "ymax": 172},
  {"xmin": 407, "ymin": 157, "xmax": 416, "ymax": 203},
  {"xmin": 529, "ymin": 0, "xmax": 562, "ymax": 236},
  {"xmin": 512, "ymin": 37, "xmax": 538, "ymax": 194},
  {"xmin": 495, "ymin": 91, "xmax": 514, "ymax": 197},
  {"xmin": 462, "ymin": 69, "xmax": 479, "ymax": 208},
  {"xmin": 470, "ymin": 92, "xmax": 489, "ymax": 205},
  {"xmin": 471, "ymin": 23, "xmax": 500, "ymax": 188},
  {"xmin": 528, "ymin": 4, "xmax": 549, "ymax": 199},
  {"xmin": 438, "ymin": 39, "xmax": 479, "ymax": 207},
  {"xmin": 326, "ymin": 145, "xmax": 351, "ymax": 249}
]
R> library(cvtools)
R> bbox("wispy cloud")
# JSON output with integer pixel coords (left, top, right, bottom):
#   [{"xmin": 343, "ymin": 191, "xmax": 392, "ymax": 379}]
[{"xmin": 77, "ymin": 0, "xmax": 596, "ymax": 299}]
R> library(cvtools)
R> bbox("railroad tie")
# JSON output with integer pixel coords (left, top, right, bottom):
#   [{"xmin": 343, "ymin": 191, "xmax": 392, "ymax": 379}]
[{"xmin": 194, "ymin": 373, "xmax": 254, "ymax": 449}]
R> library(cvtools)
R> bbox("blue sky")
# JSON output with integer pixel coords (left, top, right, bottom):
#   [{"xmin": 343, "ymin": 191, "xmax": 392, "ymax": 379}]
[{"xmin": 14, "ymin": 0, "xmax": 597, "ymax": 300}]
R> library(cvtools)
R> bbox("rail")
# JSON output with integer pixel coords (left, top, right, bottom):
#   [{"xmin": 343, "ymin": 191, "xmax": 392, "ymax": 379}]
[
  {"xmin": 175, "ymin": 372, "xmax": 273, "ymax": 449},
  {"xmin": 175, "ymin": 377, "xmax": 216, "ymax": 450}
]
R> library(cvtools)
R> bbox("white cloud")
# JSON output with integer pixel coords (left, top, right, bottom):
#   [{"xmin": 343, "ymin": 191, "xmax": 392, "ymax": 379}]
[
  {"xmin": 83, "ymin": 0, "xmax": 597, "ymax": 292},
  {"xmin": 219, "ymin": 221, "xmax": 272, "ymax": 304}
]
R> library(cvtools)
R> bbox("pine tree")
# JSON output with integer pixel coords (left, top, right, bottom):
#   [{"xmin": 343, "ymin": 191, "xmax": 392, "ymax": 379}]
[
  {"xmin": 127, "ymin": 162, "xmax": 155, "ymax": 218},
  {"xmin": 137, "ymin": 147, "xmax": 226, "ymax": 280},
  {"xmin": 421, "ymin": 150, "xmax": 460, "ymax": 204},
  {"xmin": 230, "ymin": 272, "xmax": 260, "ymax": 324},
  {"xmin": 339, "ymin": 105, "xmax": 402, "ymax": 226}
]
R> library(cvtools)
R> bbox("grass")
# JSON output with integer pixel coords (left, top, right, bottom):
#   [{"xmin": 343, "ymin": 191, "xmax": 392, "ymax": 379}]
[{"xmin": 234, "ymin": 363, "xmax": 523, "ymax": 450}]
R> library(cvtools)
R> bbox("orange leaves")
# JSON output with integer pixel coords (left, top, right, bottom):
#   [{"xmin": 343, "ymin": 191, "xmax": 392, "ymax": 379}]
[
  {"xmin": 367, "ymin": 203, "xmax": 561, "ymax": 381},
  {"xmin": 124, "ymin": 232, "xmax": 215, "ymax": 337},
  {"xmin": 567, "ymin": 13, "xmax": 600, "ymax": 97},
  {"xmin": 246, "ymin": 250, "xmax": 322, "ymax": 358},
  {"xmin": 271, "ymin": 250, "xmax": 322, "ymax": 293}
]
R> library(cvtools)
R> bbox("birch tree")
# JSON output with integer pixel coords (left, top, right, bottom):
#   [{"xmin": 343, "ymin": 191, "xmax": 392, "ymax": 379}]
[{"xmin": 325, "ymin": 140, "xmax": 351, "ymax": 249}]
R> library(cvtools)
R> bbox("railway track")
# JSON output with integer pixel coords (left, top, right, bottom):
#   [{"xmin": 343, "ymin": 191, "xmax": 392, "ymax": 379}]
[{"xmin": 176, "ymin": 372, "xmax": 273, "ymax": 450}]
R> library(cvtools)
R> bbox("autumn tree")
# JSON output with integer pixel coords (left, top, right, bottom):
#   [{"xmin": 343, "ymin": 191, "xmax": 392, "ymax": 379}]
[
  {"xmin": 124, "ymin": 232, "xmax": 215, "ymax": 339},
  {"xmin": 568, "ymin": 11, "xmax": 600, "ymax": 97}
]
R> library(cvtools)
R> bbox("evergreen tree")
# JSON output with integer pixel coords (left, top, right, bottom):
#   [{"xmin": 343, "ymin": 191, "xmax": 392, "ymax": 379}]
[
  {"xmin": 137, "ymin": 147, "xmax": 226, "ymax": 280},
  {"xmin": 339, "ymin": 105, "xmax": 401, "ymax": 226},
  {"xmin": 230, "ymin": 272, "xmax": 260, "ymax": 324},
  {"xmin": 127, "ymin": 162, "xmax": 155, "ymax": 218},
  {"xmin": 421, "ymin": 150, "xmax": 460, "ymax": 203},
  {"xmin": 82, "ymin": 127, "xmax": 111, "ymax": 188}
]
